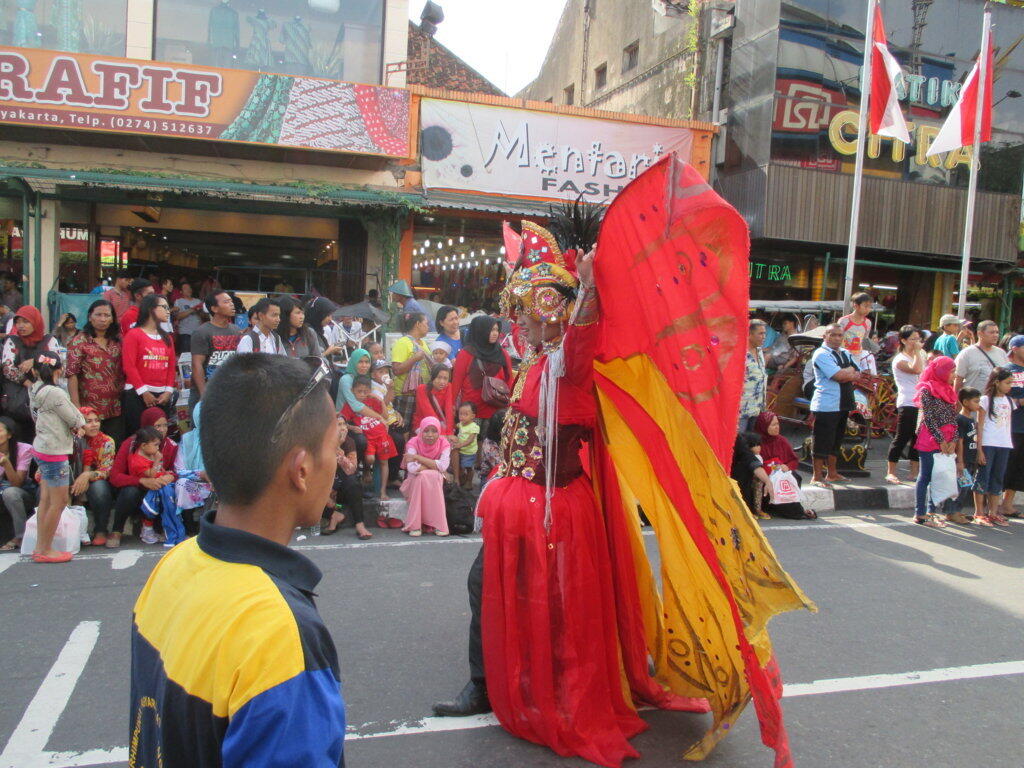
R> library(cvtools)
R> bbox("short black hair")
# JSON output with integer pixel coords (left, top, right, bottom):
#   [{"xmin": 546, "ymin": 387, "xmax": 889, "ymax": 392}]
[
  {"xmin": 743, "ymin": 431, "xmax": 762, "ymax": 448},
  {"xmin": 134, "ymin": 426, "xmax": 163, "ymax": 446},
  {"xmin": 486, "ymin": 409, "xmax": 506, "ymax": 442},
  {"xmin": 851, "ymin": 292, "xmax": 872, "ymax": 306},
  {"xmin": 252, "ymin": 297, "xmax": 280, "ymax": 317},
  {"xmin": 83, "ymin": 299, "xmax": 122, "ymax": 342},
  {"xmin": 201, "ymin": 354, "xmax": 335, "ymax": 505},
  {"xmin": 115, "ymin": 269, "xmax": 132, "ymax": 279},
  {"xmin": 459, "ymin": 400, "xmax": 477, "ymax": 415},
  {"xmin": 204, "ymin": 289, "xmax": 230, "ymax": 313},
  {"xmin": 352, "ymin": 374, "xmax": 373, "ymax": 391},
  {"xmin": 958, "ymin": 387, "xmax": 981, "ymax": 404},
  {"xmin": 401, "ymin": 312, "xmax": 425, "ymax": 333},
  {"xmin": 129, "ymin": 278, "xmax": 152, "ymax": 298}
]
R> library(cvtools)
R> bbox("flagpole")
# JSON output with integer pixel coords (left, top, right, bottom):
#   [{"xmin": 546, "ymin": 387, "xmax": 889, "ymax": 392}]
[
  {"xmin": 843, "ymin": 0, "xmax": 876, "ymax": 308},
  {"xmin": 955, "ymin": 10, "xmax": 991, "ymax": 319}
]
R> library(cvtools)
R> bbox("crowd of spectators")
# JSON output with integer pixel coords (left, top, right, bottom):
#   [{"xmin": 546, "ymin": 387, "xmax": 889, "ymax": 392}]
[{"xmin": 0, "ymin": 272, "xmax": 518, "ymax": 557}]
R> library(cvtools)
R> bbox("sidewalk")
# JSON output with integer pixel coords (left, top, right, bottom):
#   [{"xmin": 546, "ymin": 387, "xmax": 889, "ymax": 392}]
[{"xmin": 798, "ymin": 441, "xmax": 916, "ymax": 514}]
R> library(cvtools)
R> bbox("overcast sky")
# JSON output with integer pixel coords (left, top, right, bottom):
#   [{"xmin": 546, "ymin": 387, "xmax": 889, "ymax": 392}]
[{"xmin": 407, "ymin": 0, "xmax": 568, "ymax": 95}]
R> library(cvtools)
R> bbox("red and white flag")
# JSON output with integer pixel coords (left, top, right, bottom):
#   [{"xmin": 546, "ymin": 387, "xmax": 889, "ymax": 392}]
[
  {"xmin": 869, "ymin": 1, "xmax": 910, "ymax": 143},
  {"xmin": 926, "ymin": 28, "xmax": 993, "ymax": 157}
]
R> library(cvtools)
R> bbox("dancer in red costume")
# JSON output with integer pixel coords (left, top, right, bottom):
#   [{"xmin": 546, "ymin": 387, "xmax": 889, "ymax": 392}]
[{"xmin": 434, "ymin": 160, "xmax": 814, "ymax": 768}]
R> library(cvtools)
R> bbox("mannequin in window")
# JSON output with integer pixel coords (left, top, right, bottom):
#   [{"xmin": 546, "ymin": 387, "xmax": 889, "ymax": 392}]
[
  {"xmin": 246, "ymin": 9, "xmax": 277, "ymax": 70},
  {"xmin": 13, "ymin": 0, "xmax": 41, "ymax": 48},
  {"xmin": 281, "ymin": 15, "xmax": 311, "ymax": 75},
  {"xmin": 208, "ymin": 0, "xmax": 240, "ymax": 68}
]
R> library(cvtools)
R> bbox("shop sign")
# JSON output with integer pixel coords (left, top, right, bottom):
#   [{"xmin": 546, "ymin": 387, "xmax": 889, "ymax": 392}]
[
  {"xmin": 827, "ymin": 109, "xmax": 971, "ymax": 169},
  {"xmin": 749, "ymin": 261, "xmax": 792, "ymax": 282},
  {"xmin": 0, "ymin": 46, "xmax": 410, "ymax": 157},
  {"xmin": 420, "ymin": 98, "xmax": 694, "ymax": 202}
]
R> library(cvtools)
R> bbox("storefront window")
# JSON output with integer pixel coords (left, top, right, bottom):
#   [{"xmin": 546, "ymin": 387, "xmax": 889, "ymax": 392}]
[
  {"xmin": 411, "ymin": 216, "xmax": 507, "ymax": 312},
  {"xmin": 0, "ymin": 0, "xmax": 127, "ymax": 56},
  {"xmin": 154, "ymin": 0, "xmax": 385, "ymax": 84}
]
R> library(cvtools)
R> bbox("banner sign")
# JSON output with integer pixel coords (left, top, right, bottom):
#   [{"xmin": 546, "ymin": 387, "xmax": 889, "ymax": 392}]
[
  {"xmin": 420, "ymin": 98, "xmax": 694, "ymax": 202},
  {"xmin": 0, "ymin": 46, "xmax": 410, "ymax": 158}
]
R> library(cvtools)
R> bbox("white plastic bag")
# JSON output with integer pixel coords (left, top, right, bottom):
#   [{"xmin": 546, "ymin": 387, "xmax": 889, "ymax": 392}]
[
  {"xmin": 929, "ymin": 453, "xmax": 958, "ymax": 506},
  {"xmin": 66, "ymin": 505, "xmax": 90, "ymax": 544},
  {"xmin": 769, "ymin": 469, "xmax": 801, "ymax": 505},
  {"xmin": 20, "ymin": 507, "xmax": 85, "ymax": 556}
]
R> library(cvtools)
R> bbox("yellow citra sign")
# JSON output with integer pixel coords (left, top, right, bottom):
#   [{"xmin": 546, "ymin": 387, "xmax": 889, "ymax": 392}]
[{"xmin": 828, "ymin": 109, "xmax": 972, "ymax": 169}]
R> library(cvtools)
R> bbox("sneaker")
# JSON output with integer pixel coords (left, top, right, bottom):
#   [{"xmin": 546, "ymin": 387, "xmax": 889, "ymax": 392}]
[{"xmin": 140, "ymin": 525, "xmax": 159, "ymax": 545}]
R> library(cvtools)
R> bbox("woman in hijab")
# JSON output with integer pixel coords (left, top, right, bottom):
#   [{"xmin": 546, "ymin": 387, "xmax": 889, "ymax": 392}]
[
  {"xmin": 174, "ymin": 400, "xmax": 212, "ymax": 536},
  {"xmin": 304, "ymin": 297, "xmax": 345, "ymax": 359},
  {"xmin": 912, "ymin": 356, "xmax": 959, "ymax": 528},
  {"xmin": 106, "ymin": 406, "xmax": 179, "ymax": 548},
  {"xmin": 400, "ymin": 416, "xmax": 451, "ymax": 536},
  {"xmin": 450, "ymin": 315, "xmax": 513, "ymax": 421},
  {"xmin": 753, "ymin": 411, "xmax": 816, "ymax": 519},
  {"xmin": 337, "ymin": 348, "xmax": 388, "ymax": 458},
  {"xmin": 413, "ymin": 364, "xmax": 455, "ymax": 434},
  {"xmin": 1, "ymin": 305, "xmax": 62, "ymax": 443}
]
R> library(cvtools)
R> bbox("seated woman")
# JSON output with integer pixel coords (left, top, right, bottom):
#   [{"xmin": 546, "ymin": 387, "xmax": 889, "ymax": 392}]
[
  {"xmin": 413, "ymin": 364, "xmax": 454, "ymax": 434},
  {"xmin": 754, "ymin": 411, "xmax": 816, "ymax": 519},
  {"xmin": 70, "ymin": 407, "xmax": 117, "ymax": 546},
  {"xmin": 106, "ymin": 407, "xmax": 178, "ymax": 548},
  {"xmin": 324, "ymin": 418, "xmax": 372, "ymax": 540},
  {"xmin": 0, "ymin": 417, "xmax": 34, "ymax": 551},
  {"xmin": 174, "ymin": 400, "xmax": 213, "ymax": 537},
  {"xmin": 400, "ymin": 417, "xmax": 451, "ymax": 537}
]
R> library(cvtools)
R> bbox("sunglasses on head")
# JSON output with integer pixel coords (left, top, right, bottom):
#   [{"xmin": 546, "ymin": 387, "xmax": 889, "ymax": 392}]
[{"xmin": 271, "ymin": 356, "xmax": 332, "ymax": 443}]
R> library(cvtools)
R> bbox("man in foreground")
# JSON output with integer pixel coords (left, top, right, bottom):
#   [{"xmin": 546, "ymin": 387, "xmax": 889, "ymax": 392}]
[{"xmin": 129, "ymin": 353, "xmax": 346, "ymax": 767}]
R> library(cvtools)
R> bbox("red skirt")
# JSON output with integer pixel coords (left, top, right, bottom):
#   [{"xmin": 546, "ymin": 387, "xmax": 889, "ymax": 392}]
[{"xmin": 481, "ymin": 474, "xmax": 647, "ymax": 768}]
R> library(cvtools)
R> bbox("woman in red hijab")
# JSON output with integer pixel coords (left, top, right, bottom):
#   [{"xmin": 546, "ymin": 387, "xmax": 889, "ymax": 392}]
[
  {"xmin": 106, "ymin": 407, "xmax": 179, "ymax": 547},
  {"xmin": 754, "ymin": 411, "xmax": 816, "ymax": 519},
  {"xmin": 912, "ymin": 356, "xmax": 959, "ymax": 528},
  {"xmin": 1, "ymin": 306, "xmax": 61, "ymax": 442}
]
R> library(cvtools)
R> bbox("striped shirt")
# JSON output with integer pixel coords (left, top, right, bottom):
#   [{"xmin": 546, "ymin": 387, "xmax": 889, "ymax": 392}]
[{"xmin": 130, "ymin": 512, "xmax": 345, "ymax": 767}]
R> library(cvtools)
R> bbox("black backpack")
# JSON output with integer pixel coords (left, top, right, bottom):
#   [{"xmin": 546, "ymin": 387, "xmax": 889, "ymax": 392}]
[{"xmin": 443, "ymin": 481, "xmax": 475, "ymax": 535}]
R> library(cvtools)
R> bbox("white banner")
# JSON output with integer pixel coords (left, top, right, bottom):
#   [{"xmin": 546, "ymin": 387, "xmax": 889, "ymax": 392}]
[{"xmin": 420, "ymin": 98, "xmax": 694, "ymax": 203}]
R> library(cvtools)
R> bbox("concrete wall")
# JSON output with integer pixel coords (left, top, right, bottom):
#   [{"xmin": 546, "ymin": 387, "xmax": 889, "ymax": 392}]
[{"xmin": 519, "ymin": 0, "xmax": 694, "ymax": 120}]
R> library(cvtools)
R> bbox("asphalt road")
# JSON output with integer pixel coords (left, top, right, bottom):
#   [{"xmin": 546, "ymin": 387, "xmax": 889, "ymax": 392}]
[{"xmin": 1, "ymin": 510, "xmax": 1022, "ymax": 768}]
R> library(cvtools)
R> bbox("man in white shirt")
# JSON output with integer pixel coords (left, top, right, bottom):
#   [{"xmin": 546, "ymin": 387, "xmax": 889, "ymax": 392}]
[
  {"xmin": 236, "ymin": 298, "xmax": 285, "ymax": 355},
  {"xmin": 954, "ymin": 320, "xmax": 1009, "ymax": 392}
]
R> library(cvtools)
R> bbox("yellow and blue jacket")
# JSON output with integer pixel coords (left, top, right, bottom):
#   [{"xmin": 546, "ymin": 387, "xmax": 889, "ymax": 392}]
[{"xmin": 130, "ymin": 512, "xmax": 345, "ymax": 767}]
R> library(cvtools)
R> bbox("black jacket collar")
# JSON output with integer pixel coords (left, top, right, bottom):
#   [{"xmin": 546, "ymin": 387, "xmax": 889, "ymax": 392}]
[{"xmin": 198, "ymin": 510, "xmax": 322, "ymax": 595}]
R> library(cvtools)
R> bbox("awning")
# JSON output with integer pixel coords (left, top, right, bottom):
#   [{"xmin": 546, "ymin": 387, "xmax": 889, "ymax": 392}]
[
  {"xmin": 423, "ymin": 190, "xmax": 553, "ymax": 217},
  {"xmin": 0, "ymin": 166, "xmax": 424, "ymax": 215}
]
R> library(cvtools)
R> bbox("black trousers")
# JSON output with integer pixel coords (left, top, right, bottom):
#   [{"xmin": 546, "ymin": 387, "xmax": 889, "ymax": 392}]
[
  {"xmin": 123, "ymin": 391, "xmax": 172, "ymax": 438},
  {"xmin": 111, "ymin": 485, "xmax": 145, "ymax": 534},
  {"xmin": 887, "ymin": 406, "xmax": 920, "ymax": 464},
  {"xmin": 812, "ymin": 410, "xmax": 849, "ymax": 459},
  {"xmin": 333, "ymin": 472, "xmax": 365, "ymax": 525},
  {"xmin": 467, "ymin": 546, "xmax": 484, "ymax": 686}
]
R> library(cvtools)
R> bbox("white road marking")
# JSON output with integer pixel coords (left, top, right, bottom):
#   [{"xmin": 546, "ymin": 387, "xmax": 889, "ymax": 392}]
[
  {"xmin": 0, "ymin": 621, "xmax": 101, "ymax": 768},
  {"xmin": 13, "ymin": 658, "xmax": 1023, "ymax": 767},
  {"xmin": 0, "ymin": 553, "xmax": 18, "ymax": 576},
  {"xmin": 782, "ymin": 660, "xmax": 1024, "ymax": 698},
  {"xmin": 109, "ymin": 551, "xmax": 143, "ymax": 570}
]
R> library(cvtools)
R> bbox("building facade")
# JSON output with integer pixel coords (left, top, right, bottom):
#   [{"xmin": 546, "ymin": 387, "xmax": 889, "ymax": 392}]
[
  {"xmin": 717, "ymin": 0, "xmax": 1024, "ymax": 328},
  {"xmin": 0, "ymin": 0, "xmax": 714, "ymax": 322},
  {"xmin": 518, "ymin": 0, "xmax": 698, "ymax": 119},
  {"xmin": 521, "ymin": 0, "xmax": 1024, "ymax": 329}
]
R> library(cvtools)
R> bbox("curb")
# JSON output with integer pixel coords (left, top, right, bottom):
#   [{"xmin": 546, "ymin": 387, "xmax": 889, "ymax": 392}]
[{"xmin": 801, "ymin": 484, "xmax": 915, "ymax": 514}]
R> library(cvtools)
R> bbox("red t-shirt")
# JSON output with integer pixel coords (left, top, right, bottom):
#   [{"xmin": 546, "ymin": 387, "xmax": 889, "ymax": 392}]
[
  {"xmin": 340, "ymin": 395, "xmax": 388, "ymax": 440},
  {"xmin": 120, "ymin": 304, "xmax": 140, "ymax": 336},
  {"xmin": 129, "ymin": 452, "xmax": 156, "ymax": 478},
  {"xmin": 122, "ymin": 327, "xmax": 176, "ymax": 394}
]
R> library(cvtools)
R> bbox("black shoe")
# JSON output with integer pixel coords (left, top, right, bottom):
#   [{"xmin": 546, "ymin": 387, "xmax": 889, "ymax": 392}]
[{"xmin": 432, "ymin": 682, "xmax": 491, "ymax": 717}]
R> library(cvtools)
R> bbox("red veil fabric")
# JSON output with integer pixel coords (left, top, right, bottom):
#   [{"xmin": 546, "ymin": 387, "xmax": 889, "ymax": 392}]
[{"xmin": 590, "ymin": 156, "xmax": 814, "ymax": 767}]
